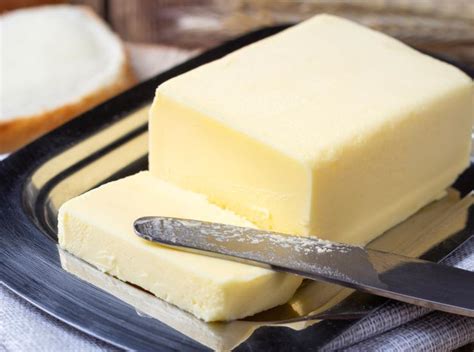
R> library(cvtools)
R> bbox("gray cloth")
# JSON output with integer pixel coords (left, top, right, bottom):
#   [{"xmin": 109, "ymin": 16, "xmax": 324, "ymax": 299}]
[
  {"xmin": 0, "ymin": 286, "xmax": 116, "ymax": 352},
  {"xmin": 321, "ymin": 236, "xmax": 474, "ymax": 351}
]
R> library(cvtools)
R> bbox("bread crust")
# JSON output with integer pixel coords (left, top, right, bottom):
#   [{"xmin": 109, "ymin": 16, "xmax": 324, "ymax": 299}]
[{"xmin": 0, "ymin": 5, "xmax": 136, "ymax": 153}]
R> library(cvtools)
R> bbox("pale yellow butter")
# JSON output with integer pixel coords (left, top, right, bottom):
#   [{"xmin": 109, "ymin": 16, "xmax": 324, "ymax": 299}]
[
  {"xmin": 150, "ymin": 14, "xmax": 473, "ymax": 244},
  {"xmin": 58, "ymin": 172, "xmax": 302, "ymax": 321}
]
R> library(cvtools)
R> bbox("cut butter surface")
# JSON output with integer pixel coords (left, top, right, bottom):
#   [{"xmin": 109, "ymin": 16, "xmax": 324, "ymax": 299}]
[
  {"xmin": 150, "ymin": 14, "xmax": 473, "ymax": 244},
  {"xmin": 58, "ymin": 172, "xmax": 302, "ymax": 322}
]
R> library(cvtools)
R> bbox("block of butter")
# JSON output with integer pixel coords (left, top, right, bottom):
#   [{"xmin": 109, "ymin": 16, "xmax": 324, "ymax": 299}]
[
  {"xmin": 150, "ymin": 14, "xmax": 473, "ymax": 244},
  {"xmin": 58, "ymin": 172, "xmax": 302, "ymax": 321}
]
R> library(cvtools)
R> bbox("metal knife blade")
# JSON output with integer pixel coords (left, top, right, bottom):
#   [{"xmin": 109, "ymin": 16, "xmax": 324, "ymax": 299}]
[{"xmin": 134, "ymin": 217, "xmax": 474, "ymax": 317}]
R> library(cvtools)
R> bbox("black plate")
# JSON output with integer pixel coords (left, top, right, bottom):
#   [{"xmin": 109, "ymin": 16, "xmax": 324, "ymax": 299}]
[{"xmin": 1, "ymin": 25, "xmax": 474, "ymax": 351}]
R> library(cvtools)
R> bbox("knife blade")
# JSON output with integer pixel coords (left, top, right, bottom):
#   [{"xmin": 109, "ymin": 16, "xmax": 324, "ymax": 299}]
[{"xmin": 134, "ymin": 217, "xmax": 474, "ymax": 317}]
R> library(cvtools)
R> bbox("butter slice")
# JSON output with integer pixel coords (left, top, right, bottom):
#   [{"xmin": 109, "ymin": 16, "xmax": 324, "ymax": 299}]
[
  {"xmin": 150, "ymin": 14, "xmax": 473, "ymax": 244},
  {"xmin": 58, "ymin": 172, "xmax": 302, "ymax": 321}
]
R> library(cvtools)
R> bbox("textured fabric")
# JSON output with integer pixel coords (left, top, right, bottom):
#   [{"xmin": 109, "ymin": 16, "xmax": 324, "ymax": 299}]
[
  {"xmin": 0, "ymin": 286, "xmax": 117, "ymax": 352},
  {"xmin": 321, "ymin": 236, "xmax": 474, "ymax": 351},
  {"xmin": 345, "ymin": 313, "xmax": 474, "ymax": 352}
]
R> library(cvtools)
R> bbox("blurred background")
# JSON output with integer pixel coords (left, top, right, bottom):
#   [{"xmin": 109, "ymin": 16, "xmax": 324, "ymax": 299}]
[{"xmin": 3, "ymin": 0, "xmax": 474, "ymax": 67}]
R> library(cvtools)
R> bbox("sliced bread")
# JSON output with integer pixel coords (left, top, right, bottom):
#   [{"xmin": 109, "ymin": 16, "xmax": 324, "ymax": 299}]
[{"xmin": 0, "ymin": 5, "xmax": 135, "ymax": 152}]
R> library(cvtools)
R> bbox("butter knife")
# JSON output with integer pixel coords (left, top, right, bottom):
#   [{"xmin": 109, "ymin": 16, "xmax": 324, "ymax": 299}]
[{"xmin": 134, "ymin": 217, "xmax": 474, "ymax": 317}]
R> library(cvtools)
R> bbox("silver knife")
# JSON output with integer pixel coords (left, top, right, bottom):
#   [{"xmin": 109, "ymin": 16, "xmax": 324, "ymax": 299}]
[{"xmin": 134, "ymin": 217, "xmax": 474, "ymax": 317}]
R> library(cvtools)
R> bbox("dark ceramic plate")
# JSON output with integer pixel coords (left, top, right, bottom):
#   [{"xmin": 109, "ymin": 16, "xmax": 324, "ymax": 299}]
[{"xmin": 1, "ymin": 25, "xmax": 474, "ymax": 351}]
